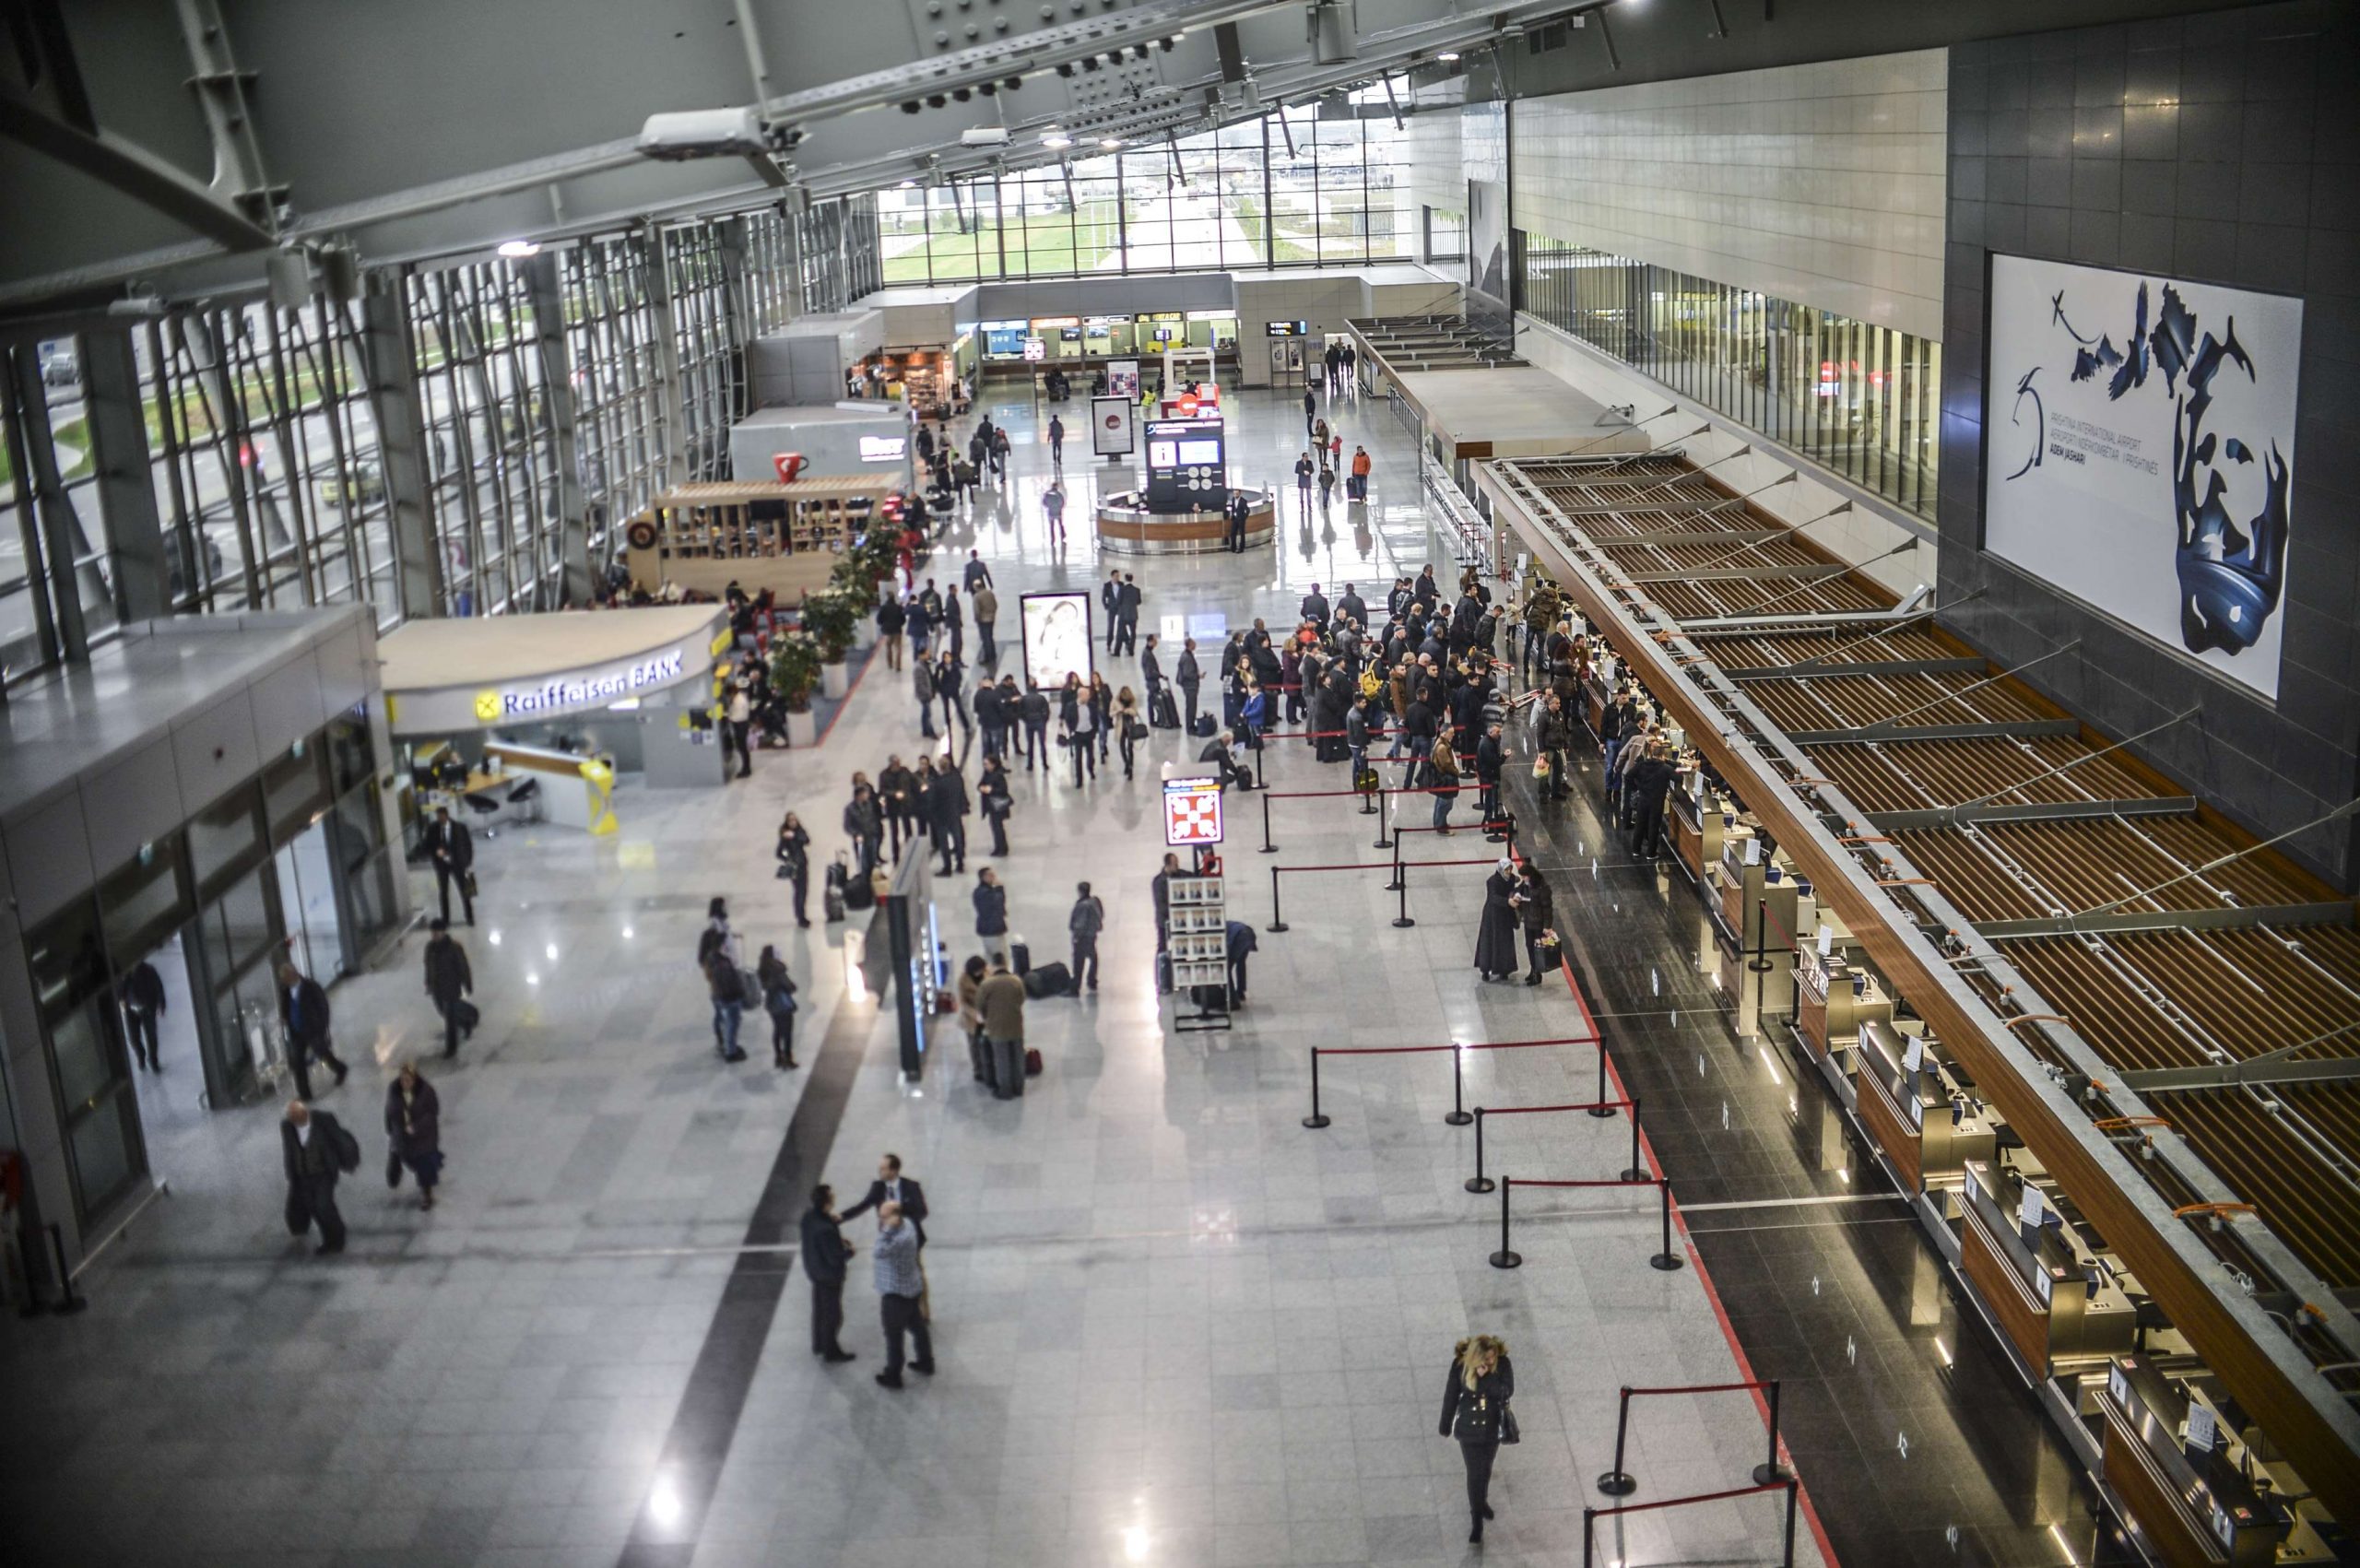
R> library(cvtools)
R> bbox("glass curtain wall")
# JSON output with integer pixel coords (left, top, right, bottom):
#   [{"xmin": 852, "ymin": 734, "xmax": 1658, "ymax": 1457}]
[
  {"xmin": 1522, "ymin": 236, "xmax": 1941, "ymax": 518},
  {"xmin": 1, "ymin": 199, "xmax": 840, "ymax": 690},
  {"xmin": 876, "ymin": 108, "xmax": 1405, "ymax": 285}
]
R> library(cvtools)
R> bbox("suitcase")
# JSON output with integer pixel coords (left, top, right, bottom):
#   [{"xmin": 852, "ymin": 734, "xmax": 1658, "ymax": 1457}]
[
  {"xmin": 1151, "ymin": 690, "xmax": 1180, "ymax": 730},
  {"xmin": 1024, "ymin": 961, "xmax": 1070, "ymax": 997},
  {"xmin": 452, "ymin": 998, "xmax": 481, "ymax": 1032},
  {"xmin": 1010, "ymin": 937, "xmax": 1031, "ymax": 975},
  {"xmin": 1156, "ymin": 952, "xmax": 1174, "ymax": 995},
  {"xmin": 1190, "ymin": 713, "xmax": 1218, "ymax": 738},
  {"xmin": 1188, "ymin": 984, "xmax": 1231, "ymax": 1012},
  {"xmin": 844, "ymin": 877, "xmax": 875, "ymax": 912},
  {"xmin": 823, "ymin": 885, "xmax": 846, "ymax": 922},
  {"xmin": 1024, "ymin": 1047, "xmax": 1044, "ymax": 1077}
]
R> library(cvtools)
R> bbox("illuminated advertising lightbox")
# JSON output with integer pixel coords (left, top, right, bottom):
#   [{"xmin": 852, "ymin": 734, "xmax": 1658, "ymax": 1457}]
[
  {"xmin": 1020, "ymin": 591, "xmax": 1094, "ymax": 691},
  {"xmin": 857, "ymin": 435, "xmax": 908, "ymax": 462},
  {"xmin": 1148, "ymin": 440, "xmax": 1179, "ymax": 467}
]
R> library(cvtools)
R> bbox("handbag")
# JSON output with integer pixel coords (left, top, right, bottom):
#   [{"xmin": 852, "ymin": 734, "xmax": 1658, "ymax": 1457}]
[
  {"xmin": 461, "ymin": 870, "xmax": 479, "ymax": 899},
  {"xmin": 1501, "ymin": 1404, "xmax": 1520, "ymax": 1444},
  {"xmin": 386, "ymin": 1147, "xmax": 405, "ymax": 1189},
  {"xmin": 1125, "ymin": 717, "xmax": 1149, "ymax": 742}
]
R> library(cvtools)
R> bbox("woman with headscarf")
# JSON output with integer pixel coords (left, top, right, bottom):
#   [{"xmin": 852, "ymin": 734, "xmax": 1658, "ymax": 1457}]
[
  {"xmin": 1473, "ymin": 856, "xmax": 1520, "ymax": 982},
  {"xmin": 384, "ymin": 1060, "xmax": 443, "ymax": 1211},
  {"xmin": 1438, "ymin": 1334, "xmax": 1515, "ymax": 1543}
]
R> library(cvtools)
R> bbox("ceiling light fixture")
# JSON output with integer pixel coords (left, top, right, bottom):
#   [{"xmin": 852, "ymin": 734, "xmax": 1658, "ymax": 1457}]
[
  {"xmin": 1437, "ymin": 50, "xmax": 1460, "ymax": 61},
  {"xmin": 497, "ymin": 240, "xmax": 540, "ymax": 258},
  {"xmin": 1044, "ymin": 132, "xmax": 1073, "ymax": 148},
  {"xmin": 1100, "ymin": 136, "xmax": 1122, "ymax": 148}
]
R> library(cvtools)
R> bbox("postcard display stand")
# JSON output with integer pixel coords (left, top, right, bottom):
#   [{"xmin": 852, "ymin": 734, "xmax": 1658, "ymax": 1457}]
[{"xmin": 1167, "ymin": 874, "xmax": 1232, "ymax": 1033}]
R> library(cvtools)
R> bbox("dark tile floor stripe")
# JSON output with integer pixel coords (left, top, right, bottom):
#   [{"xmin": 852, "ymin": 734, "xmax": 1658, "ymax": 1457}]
[{"xmin": 614, "ymin": 993, "xmax": 877, "ymax": 1568}]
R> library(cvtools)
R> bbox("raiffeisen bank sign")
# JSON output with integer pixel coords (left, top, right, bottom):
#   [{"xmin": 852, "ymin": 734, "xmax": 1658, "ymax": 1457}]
[{"xmin": 483, "ymin": 650, "xmax": 685, "ymax": 720}]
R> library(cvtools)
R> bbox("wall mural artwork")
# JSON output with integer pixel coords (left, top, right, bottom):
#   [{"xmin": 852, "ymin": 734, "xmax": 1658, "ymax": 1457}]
[{"xmin": 1984, "ymin": 254, "xmax": 2301, "ymax": 701}]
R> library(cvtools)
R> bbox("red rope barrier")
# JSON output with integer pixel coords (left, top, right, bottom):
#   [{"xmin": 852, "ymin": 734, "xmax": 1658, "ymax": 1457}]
[
  {"xmin": 1589, "ymin": 1480, "xmax": 1791, "ymax": 1519},
  {"xmin": 1483, "ymin": 1099, "xmax": 1627, "ymax": 1116},
  {"xmin": 1262, "ymin": 785, "xmax": 1449, "ymax": 800},
  {"xmin": 1315, "ymin": 1038, "xmax": 1591, "ymax": 1057},
  {"xmin": 1623, "ymin": 1379, "xmax": 1774, "ymax": 1398},
  {"xmin": 1271, "ymin": 857, "xmax": 1495, "ymax": 875},
  {"xmin": 1504, "ymin": 1176, "xmax": 1659, "ymax": 1189}
]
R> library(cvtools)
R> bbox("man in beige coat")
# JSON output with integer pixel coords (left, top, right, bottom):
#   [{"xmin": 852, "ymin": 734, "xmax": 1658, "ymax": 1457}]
[{"xmin": 976, "ymin": 955, "xmax": 1028, "ymax": 1100}]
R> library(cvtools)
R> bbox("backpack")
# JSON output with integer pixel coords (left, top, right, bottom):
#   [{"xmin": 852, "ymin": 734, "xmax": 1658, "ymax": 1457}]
[
  {"xmin": 1358, "ymin": 665, "xmax": 1383, "ymax": 701},
  {"xmin": 329, "ymin": 1119, "xmax": 362, "ymax": 1174}
]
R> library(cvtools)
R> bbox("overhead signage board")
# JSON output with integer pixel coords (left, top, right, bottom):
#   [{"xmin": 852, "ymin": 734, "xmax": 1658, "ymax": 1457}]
[
  {"xmin": 857, "ymin": 435, "xmax": 908, "ymax": 462},
  {"xmin": 1021, "ymin": 336, "xmax": 1047, "ymax": 362},
  {"xmin": 1984, "ymin": 254, "xmax": 2301, "ymax": 700},
  {"xmin": 384, "ymin": 619, "xmax": 724, "ymax": 737},
  {"xmin": 1163, "ymin": 776, "xmax": 1226, "ymax": 846},
  {"xmin": 1020, "ymin": 590, "xmax": 1094, "ymax": 692}
]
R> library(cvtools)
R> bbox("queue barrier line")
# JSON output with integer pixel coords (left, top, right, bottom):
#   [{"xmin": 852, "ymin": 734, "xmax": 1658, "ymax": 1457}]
[
  {"xmin": 1491, "ymin": 1175, "xmax": 1679, "ymax": 1273},
  {"xmin": 1302, "ymin": 1038, "xmax": 1599, "ymax": 1130},
  {"xmin": 1267, "ymin": 857, "xmax": 1498, "ymax": 934},
  {"xmin": 1466, "ymin": 1097, "xmax": 1643, "ymax": 1194},
  {"xmin": 1597, "ymin": 1378, "xmax": 1790, "ymax": 1498},
  {"xmin": 1582, "ymin": 1480, "xmax": 1801, "ymax": 1568}
]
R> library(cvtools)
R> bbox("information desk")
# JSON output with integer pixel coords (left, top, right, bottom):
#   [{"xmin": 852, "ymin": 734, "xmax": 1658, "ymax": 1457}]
[{"xmin": 1094, "ymin": 488, "xmax": 1275, "ymax": 556}]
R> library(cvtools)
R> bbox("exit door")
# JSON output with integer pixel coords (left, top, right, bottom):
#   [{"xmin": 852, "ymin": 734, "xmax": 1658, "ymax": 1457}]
[{"xmin": 1268, "ymin": 339, "xmax": 1304, "ymax": 382}]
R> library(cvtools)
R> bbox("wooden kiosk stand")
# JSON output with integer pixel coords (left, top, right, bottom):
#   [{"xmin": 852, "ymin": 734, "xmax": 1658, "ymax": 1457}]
[{"xmin": 623, "ymin": 477, "xmax": 893, "ymax": 600}]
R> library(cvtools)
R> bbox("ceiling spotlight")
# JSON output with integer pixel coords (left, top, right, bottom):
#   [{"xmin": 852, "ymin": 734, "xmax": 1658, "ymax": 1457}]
[
  {"xmin": 1159, "ymin": 36, "xmax": 1176, "ymax": 52},
  {"xmin": 496, "ymin": 240, "xmax": 540, "ymax": 258},
  {"xmin": 1100, "ymin": 136, "xmax": 1121, "ymax": 148},
  {"xmin": 978, "ymin": 81, "xmax": 997, "ymax": 96},
  {"xmin": 898, "ymin": 178, "xmax": 917, "ymax": 188},
  {"xmin": 1056, "ymin": 61, "xmax": 1075, "ymax": 77},
  {"xmin": 1081, "ymin": 55, "xmax": 1100, "ymax": 72},
  {"xmin": 901, "ymin": 100, "xmax": 922, "ymax": 113},
  {"xmin": 1437, "ymin": 51, "xmax": 1460, "ymax": 61},
  {"xmin": 926, "ymin": 93, "xmax": 948, "ymax": 108},
  {"xmin": 953, "ymin": 86, "xmax": 973, "ymax": 101},
  {"xmin": 1044, "ymin": 132, "xmax": 1073, "ymax": 148},
  {"xmin": 1004, "ymin": 77, "xmax": 1021, "ymax": 90}
]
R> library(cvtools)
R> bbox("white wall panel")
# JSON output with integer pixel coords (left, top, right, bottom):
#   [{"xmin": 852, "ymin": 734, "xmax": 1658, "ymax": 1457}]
[{"xmin": 1510, "ymin": 50, "xmax": 1947, "ymax": 340}]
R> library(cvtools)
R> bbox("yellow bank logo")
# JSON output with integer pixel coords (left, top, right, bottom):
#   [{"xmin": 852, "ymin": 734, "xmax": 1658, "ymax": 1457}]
[{"xmin": 474, "ymin": 690, "xmax": 502, "ymax": 722}]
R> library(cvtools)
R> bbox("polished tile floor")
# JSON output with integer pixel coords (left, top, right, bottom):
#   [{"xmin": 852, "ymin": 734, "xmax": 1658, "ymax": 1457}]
[{"xmin": 0, "ymin": 383, "xmax": 2088, "ymax": 1568}]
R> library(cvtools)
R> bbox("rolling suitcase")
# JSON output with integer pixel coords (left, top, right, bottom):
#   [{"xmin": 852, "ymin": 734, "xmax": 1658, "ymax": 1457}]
[
  {"xmin": 1023, "ymin": 961, "xmax": 1070, "ymax": 997},
  {"xmin": 1151, "ymin": 689, "xmax": 1180, "ymax": 730},
  {"xmin": 1010, "ymin": 937, "xmax": 1031, "ymax": 975},
  {"xmin": 1190, "ymin": 713, "xmax": 1218, "ymax": 738}
]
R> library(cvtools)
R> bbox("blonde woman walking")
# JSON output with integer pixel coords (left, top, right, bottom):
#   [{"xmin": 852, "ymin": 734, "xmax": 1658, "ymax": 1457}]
[{"xmin": 1438, "ymin": 1334, "xmax": 1516, "ymax": 1543}]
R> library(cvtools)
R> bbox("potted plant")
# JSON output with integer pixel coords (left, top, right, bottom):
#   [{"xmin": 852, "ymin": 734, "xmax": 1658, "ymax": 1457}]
[
  {"xmin": 802, "ymin": 588, "xmax": 860, "ymax": 698},
  {"xmin": 770, "ymin": 632, "xmax": 822, "ymax": 748},
  {"xmin": 832, "ymin": 558, "xmax": 881, "ymax": 648}
]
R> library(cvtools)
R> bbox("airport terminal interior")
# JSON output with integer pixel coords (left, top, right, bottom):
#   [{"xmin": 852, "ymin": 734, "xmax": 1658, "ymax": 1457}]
[{"xmin": 0, "ymin": 2, "xmax": 2354, "ymax": 1565}]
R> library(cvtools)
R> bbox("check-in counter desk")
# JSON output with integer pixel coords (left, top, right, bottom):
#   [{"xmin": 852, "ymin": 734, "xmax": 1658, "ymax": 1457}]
[
  {"xmin": 1581, "ymin": 673, "xmax": 1611, "ymax": 737},
  {"xmin": 1959, "ymin": 1160, "xmax": 2136, "ymax": 1376},
  {"xmin": 1667, "ymin": 779, "xmax": 1731, "ymax": 890},
  {"xmin": 1852, "ymin": 1020, "xmax": 1995, "ymax": 1195},
  {"xmin": 1706, "ymin": 831, "xmax": 1811, "ymax": 1038},
  {"xmin": 2096, "ymin": 1356, "xmax": 2293, "ymax": 1568},
  {"xmin": 1794, "ymin": 944, "xmax": 1894, "ymax": 1065},
  {"xmin": 1095, "ymin": 489, "xmax": 1275, "ymax": 555}
]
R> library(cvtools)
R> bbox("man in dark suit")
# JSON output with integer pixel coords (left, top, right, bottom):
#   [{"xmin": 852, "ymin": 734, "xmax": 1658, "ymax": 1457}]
[
  {"xmin": 121, "ymin": 959, "xmax": 167, "ymax": 1072},
  {"xmin": 1114, "ymin": 574, "xmax": 1141, "ymax": 655},
  {"xmin": 1101, "ymin": 571, "xmax": 1123, "ymax": 648},
  {"xmin": 422, "ymin": 805, "xmax": 477, "ymax": 925},
  {"xmin": 839, "ymin": 1152, "xmax": 928, "ymax": 1245},
  {"xmin": 277, "ymin": 962, "xmax": 348, "ymax": 1100},
  {"xmin": 281, "ymin": 1100, "xmax": 352, "ymax": 1255},
  {"xmin": 1139, "ymin": 634, "xmax": 1165, "ymax": 719},
  {"xmin": 424, "ymin": 920, "xmax": 475, "ymax": 1059},
  {"xmin": 1176, "ymin": 638, "xmax": 1202, "ymax": 734},
  {"xmin": 801, "ymin": 1185, "xmax": 857, "ymax": 1362}
]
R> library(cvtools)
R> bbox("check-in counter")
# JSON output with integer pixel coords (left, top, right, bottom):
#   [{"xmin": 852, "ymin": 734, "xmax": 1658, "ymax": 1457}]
[
  {"xmin": 1709, "ymin": 831, "xmax": 1810, "ymax": 1040},
  {"xmin": 1794, "ymin": 942, "xmax": 1894, "ymax": 1064},
  {"xmin": 1668, "ymin": 777, "xmax": 1731, "ymax": 890},
  {"xmin": 1852, "ymin": 1020, "xmax": 1995, "ymax": 1194},
  {"xmin": 1959, "ymin": 1160, "xmax": 2137, "ymax": 1376},
  {"xmin": 2097, "ymin": 1356, "xmax": 2293, "ymax": 1568}
]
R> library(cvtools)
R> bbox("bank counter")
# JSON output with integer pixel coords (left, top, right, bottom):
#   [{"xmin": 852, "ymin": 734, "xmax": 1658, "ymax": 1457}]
[{"xmin": 379, "ymin": 606, "xmax": 735, "ymax": 841}]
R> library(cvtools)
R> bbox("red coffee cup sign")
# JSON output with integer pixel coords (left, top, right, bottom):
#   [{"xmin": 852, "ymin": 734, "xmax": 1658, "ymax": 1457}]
[{"xmin": 773, "ymin": 452, "xmax": 807, "ymax": 483}]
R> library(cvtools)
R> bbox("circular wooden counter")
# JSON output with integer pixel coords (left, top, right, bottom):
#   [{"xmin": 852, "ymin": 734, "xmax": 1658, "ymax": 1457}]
[{"xmin": 1094, "ymin": 489, "xmax": 1277, "ymax": 555}]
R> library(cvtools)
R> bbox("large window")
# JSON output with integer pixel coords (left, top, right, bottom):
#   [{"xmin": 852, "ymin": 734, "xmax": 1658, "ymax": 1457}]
[
  {"xmin": 1522, "ymin": 237, "xmax": 1941, "ymax": 518},
  {"xmin": 874, "ymin": 106, "xmax": 1407, "ymax": 286}
]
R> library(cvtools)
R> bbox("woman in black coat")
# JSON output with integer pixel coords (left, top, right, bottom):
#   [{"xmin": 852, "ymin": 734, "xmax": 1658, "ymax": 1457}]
[
  {"xmin": 774, "ymin": 812, "xmax": 812, "ymax": 928},
  {"xmin": 1473, "ymin": 858, "xmax": 1521, "ymax": 981},
  {"xmin": 1439, "ymin": 1335, "xmax": 1515, "ymax": 1543},
  {"xmin": 385, "ymin": 1061, "xmax": 443, "ymax": 1211}
]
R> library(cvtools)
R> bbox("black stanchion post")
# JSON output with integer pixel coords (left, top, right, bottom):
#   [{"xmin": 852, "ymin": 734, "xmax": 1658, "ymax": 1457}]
[
  {"xmin": 1650, "ymin": 1178, "xmax": 1684, "ymax": 1271},
  {"xmin": 1622, "ymin": 1093, "xmax": 1647, "ymax": 1183},
  {"xmin": 1465, "ymin": 1107, "xmax": 1493, "ymax": 1193},
  {"xmin": 1596, "ymin": 1385, "xmax": 1637, "ymax": 1495},
  {"xmin": 1258, "ymin": 792, "xmax": 1276, "ymax": 854},
  {"xmin": 1254, "ymin": 737, "xmax": 1267, "ymax": 791},
  {"xmin": 1782, "ymin": 1480, "xmax": 1800, "ymax": 1567},
  {"xmin": 47, "ymin": 1224, "xmax": 87, "ymax": 1315},
  {"xmin": 1589, "ymin": 1045, "xmax": 1616, "ymax": 1118},
  {"xmin": 1488, "ymin": 1178, "xmax": 1521, "ymax": 1269},
  {"xmin": 1582, "ymin": 1508, "xmax": 1599, "ymax": 1568},
  {"xmin": 1751, "ymin": 898, "xmax": 1774, "ymax": 973},
  {"xmin": 1753, "ymin": 1380, "xmax": 1788, "ymax": 1484},
  {"xmin": 1374, "ymin": 784, "xmax": 1393, "ymax": 850},
  {"xmin": 1446, "ymin": 1044, "xmax": 1472, "ymax": 1126},
  {"xmin": 1359, "ymin": 774, "xmax": 1376, "ymax": 816},
  {"xmin": 1268, "ymin": 867, "xmax": 1288, "ymax": 934},
  {"xmin": 1302, "ymin": 1049, "xmax": 1330, "ymax": 1129},
  {"xmin": 1384, "ymin": 829, "xmax": 1405, "ymax": 891},
  {"xmin": 1392, "ymin": 864, "xmax": 1415, "ymax": 928}
]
